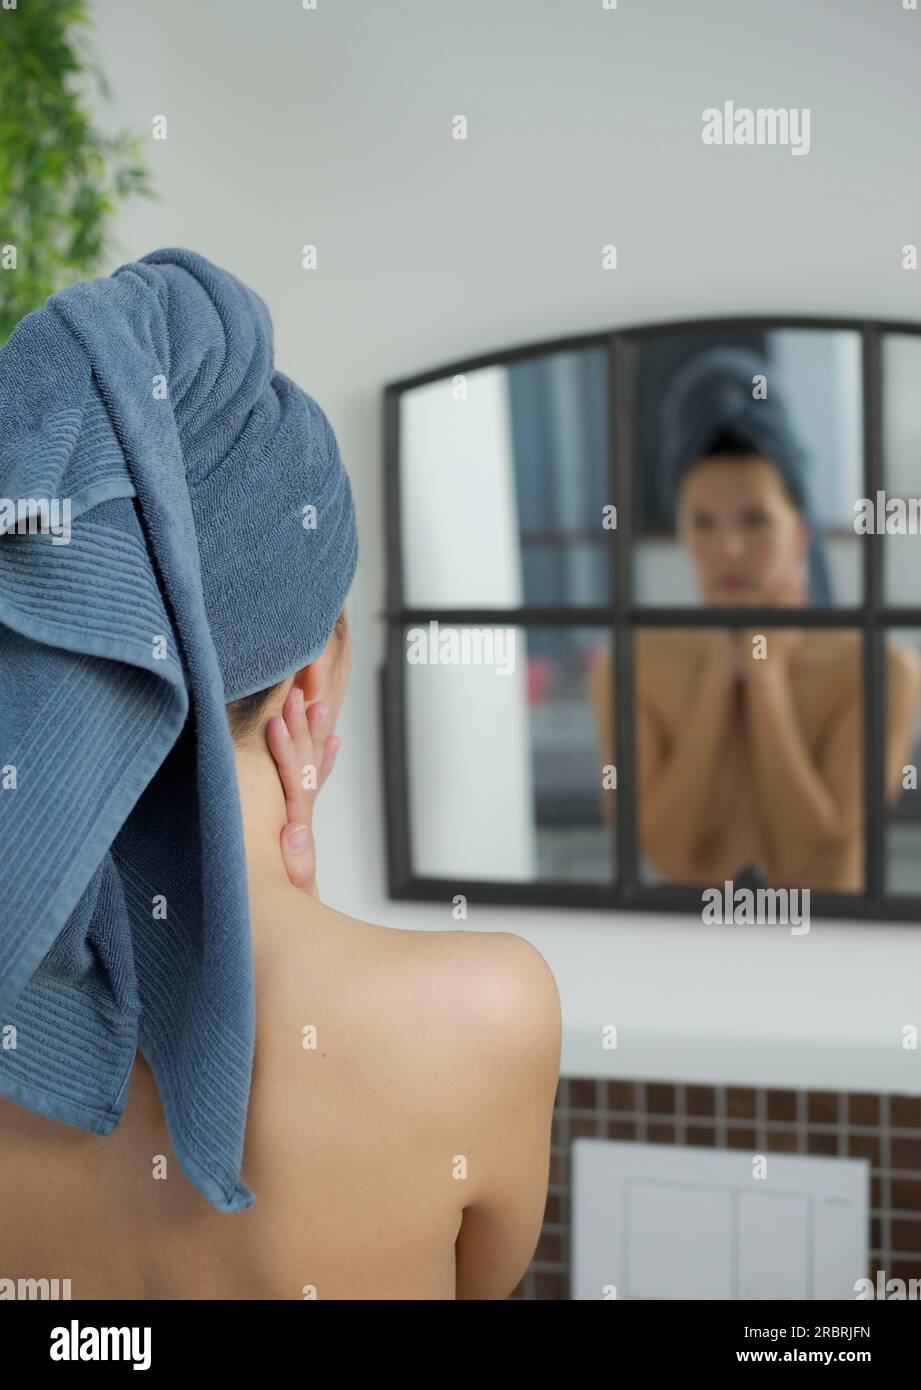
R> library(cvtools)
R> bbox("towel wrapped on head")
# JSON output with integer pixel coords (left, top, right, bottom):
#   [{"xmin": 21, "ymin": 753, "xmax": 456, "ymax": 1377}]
[
  {"xmin": 0, "ymin": 247, "xmax": 358, "ymax": 1212},
  {"xmin": 657, "ymin": 345, "xmax": 831, "ymax": 606}
]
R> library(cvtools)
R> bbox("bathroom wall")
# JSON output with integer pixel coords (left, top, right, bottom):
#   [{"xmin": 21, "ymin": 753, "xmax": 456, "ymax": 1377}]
[
  {"xmin": 91, "ymin": 0, "xmax": 921, "ymax": 1096},
  {"xmin": 516, "ymin": 1078, "xmax": 921, "ymax": 1299}
]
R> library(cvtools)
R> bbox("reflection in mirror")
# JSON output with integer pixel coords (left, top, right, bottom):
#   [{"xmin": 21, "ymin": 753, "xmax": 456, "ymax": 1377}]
[
  {"xmin": 405, "ymin": 625, "xmax": 614, "ymax": 881},
  {"xmin": 589, "ymin": 626, "xmax": 903, "ymax": 894},
  {"xmin": 885, "ymin": 630, "xmax": 921, "ymax": 894},
  {"xmin": 632, "ymin": 329, "xmax": 863, "ymax": 608},
  {"xmin": 399, "ymin": 346, "xmax": 609, "ymax": 608},
  {"xmin": 882, "ymin": 336, "xmax": 921, "ymax": 606}
]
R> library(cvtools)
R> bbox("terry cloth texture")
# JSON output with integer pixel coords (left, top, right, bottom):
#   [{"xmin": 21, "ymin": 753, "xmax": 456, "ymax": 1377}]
[{"xmin": 0, "ymin": 247, "xmax": 358, "ymax": 1211}]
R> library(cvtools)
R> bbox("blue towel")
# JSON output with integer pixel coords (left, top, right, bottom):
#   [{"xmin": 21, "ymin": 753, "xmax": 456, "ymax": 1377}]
[{"xmin": 0, "ymin": 247, "xmax": 358, "ymax": 1212}]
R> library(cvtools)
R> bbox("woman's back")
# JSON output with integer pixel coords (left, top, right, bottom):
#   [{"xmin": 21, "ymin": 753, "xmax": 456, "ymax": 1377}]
[{"xmin": 0, "ymin": 891, "xmax": 560, "ymax": 1300}]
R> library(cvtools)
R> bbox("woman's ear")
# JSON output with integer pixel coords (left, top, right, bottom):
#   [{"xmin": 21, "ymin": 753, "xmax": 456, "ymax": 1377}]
[{"xmin": 291, "ymin": 662, "xmax": 321, "ymax": 703}]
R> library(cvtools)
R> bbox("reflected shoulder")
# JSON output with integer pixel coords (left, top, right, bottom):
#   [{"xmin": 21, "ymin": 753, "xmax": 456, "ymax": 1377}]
[{"xmin": 886, "ymin": 637, "xmax": 921, "ymax": 698}]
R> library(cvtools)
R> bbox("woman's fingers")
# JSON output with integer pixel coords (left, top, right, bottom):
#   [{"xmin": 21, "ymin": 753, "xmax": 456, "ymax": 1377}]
[
  {"xmin": 318, "ymin": 734, "xmax": 341, "ymax": 791},
  {"xmin": 265, "ymin": 693, "xmax": 313, "ymax": 827},
  {"xmin": 265, "ymin": 689, "xmax": 339, "ymax": 896},
  {"xmin": 305, "ymin": 699, "xmax": 341, "ymax": 793},
  {"xmin": 280, "ymin": 819, "xmax": 317, "ymax": 894}
]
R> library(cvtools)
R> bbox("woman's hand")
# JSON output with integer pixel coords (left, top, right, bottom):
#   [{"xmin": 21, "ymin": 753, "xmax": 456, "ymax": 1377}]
[
  {"xmin": 737, "ymin": 621, "xmax": 805, "ymax": 674},
  {"xmin": 752, "ymin": 551, "xmax": 810, "ymax": 613},
  {"xmin": 265, "ymin": 687, "xmax": 341, "ymax": 897},
  {"xmin": 738, "ymin": 564, "xmax": 809, "ymax": 675}
]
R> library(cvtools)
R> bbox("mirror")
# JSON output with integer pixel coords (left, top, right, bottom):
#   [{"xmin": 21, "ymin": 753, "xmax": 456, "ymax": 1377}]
[
  {"xmin": 388, "ymin": 318, "xmax": 921, "ymax": 916},
  {"xmin": 882, "ymin": 335, "xmax": 921, "ymax": 606},
  {"xmin": 399, "ymin": 345, "xmax": 610, "ymax": 609},
  {"xmin": 622, "ymin": 625, "xmax": 866, "ymax": 893},
  {"xmin": 631, "ymin": 328, "xmax": 863, "ymax": 608},
  {"xmin": 885, "ymin": 630, "xmax": 921, "ymax": 895},
  {"xmin": 404, "ymin": 624, "xmax": 615, "ymax": 882}
]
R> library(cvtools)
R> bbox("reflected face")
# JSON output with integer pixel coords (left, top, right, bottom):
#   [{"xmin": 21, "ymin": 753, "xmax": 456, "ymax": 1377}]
[{"xmin": 677, "ymin": 456, "xmax": 810, "ymax": 606}]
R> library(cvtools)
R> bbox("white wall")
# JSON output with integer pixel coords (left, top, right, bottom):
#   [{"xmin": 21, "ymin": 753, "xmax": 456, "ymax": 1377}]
[{"xmin": 90, "ymin": 0, "xmax": 921, "ymax": 1094}]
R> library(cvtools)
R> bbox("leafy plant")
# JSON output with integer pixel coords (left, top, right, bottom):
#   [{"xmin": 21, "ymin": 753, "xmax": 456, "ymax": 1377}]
[{"xmin": 0, "ymin": 0, "xmax": 156, "ymax": 342}]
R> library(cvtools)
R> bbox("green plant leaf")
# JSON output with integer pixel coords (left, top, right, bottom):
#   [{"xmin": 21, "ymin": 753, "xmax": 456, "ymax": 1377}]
[{"xmin": 0, "ymin": 0, "xmax": 158, "ymax": 345}]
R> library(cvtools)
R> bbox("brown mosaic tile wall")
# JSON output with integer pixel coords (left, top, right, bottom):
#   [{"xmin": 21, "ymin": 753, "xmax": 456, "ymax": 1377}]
[{"xmin": 510, "ymin": 1078, "xmax": 921, "ymax": 1300}]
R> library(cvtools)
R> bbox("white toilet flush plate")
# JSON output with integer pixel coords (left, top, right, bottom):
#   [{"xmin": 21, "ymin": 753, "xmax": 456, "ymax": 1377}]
[{"xmin": 571, "ymin": 1139, "xmax": 869, "ymax": 1301}]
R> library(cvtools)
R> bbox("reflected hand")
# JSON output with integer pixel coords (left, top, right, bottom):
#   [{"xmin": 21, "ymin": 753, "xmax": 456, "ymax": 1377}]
[
  {"xmin": 265, "ymin": 688, "xmax": 341, "ymax": 897},
  {"xmin": 739, "ymin": 560, "xmax": 810, "ymax": 673},
  {"xmin": 738, "ymin": 619, "xmax": 805, "ymax": 673},
  {"xmin": 759, "ymin": 554, "xmax": 810, "ymax": 610}
]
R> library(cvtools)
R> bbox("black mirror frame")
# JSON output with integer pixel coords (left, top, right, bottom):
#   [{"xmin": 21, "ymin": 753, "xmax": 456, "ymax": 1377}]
[{"xmin": 381, "ymin": 315, "xmax": 921, "ymax": 921}]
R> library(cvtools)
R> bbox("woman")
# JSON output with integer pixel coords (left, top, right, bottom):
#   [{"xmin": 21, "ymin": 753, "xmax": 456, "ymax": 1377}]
[
  {"xmin": 590, "ymin": 350, "xmax": 921, "ymax": 892},
  {"xmin": 0, "ymin": 249, "xmax": 560, "ymax": 1300}
]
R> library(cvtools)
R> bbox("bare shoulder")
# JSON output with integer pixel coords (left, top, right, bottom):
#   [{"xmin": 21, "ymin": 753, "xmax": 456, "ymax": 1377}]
[
  {"xmin": 636, "ymin": 626, "xmax": 699, "ymax": 673},
  {"xmin": 795, "ymin": 630, "xmax": 862, "ymax": 704},
  {"xmin": 588, "ymin": 630, "xmax": 695, "ymax": 707},
  {"xmin": 801, "ymin": 631, "xmax": 921, "ymax": 698},
  {"xmin": 269, "ymin": 904, "xmax": 561, "ymax": 1094},
  {"xmin": 886, "ymin": 637, "xmax": 921, "ymax": 695},
  {"xmin": 379, "ymin": 924, "xmax": 561, "ymax": 1078},
  {"xmin": 635, "ymin": 629, "xmax": 702, "ymax": 715},
  {"xmin": 804, "ymin": 628, "xmax": 861, "ymax": 665},
  {"xmin": 257, "ymin": 906, "xmax": 561, "ymax": 1294},
  {"xmin": 433, "ymin": 928, "xmax": 561, "ymax": 1047},
  {"xmin": 383, "ymin": 925, "xmax": 560, "ymax": 1154}
]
